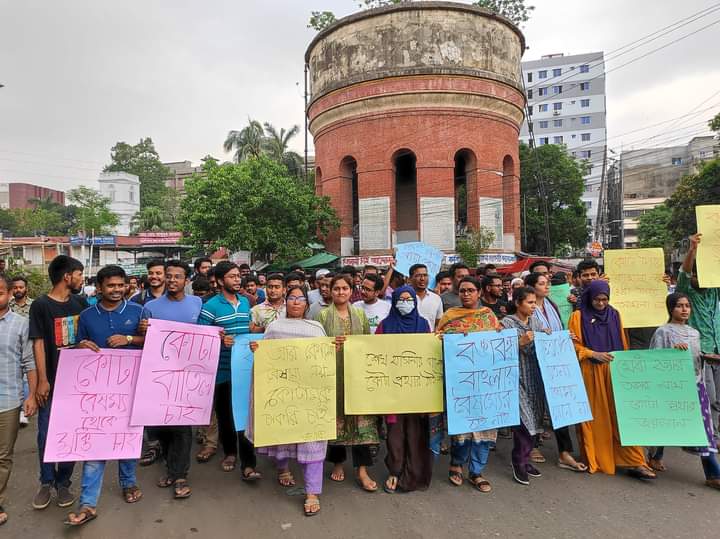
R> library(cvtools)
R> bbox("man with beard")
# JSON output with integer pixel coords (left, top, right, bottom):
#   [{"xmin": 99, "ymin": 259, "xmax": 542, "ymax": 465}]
[
  {"xmin": 408, "ymin": 264, "xmax": 443, "ymax": 330},
  {"xmin": 65, "ymin": 265, "xmax": 146, "ymax": 526},
  {"xmin": 249, "ymin": 273, "xmax": 286, "ymax": 333},
  {"xmin": 198, "ymin": 262, "xmax": 259, "ymax": 481},
  {"xmin": 141, "ymin": 260, "xmax": 203, "ymax": 500},
  {"xmin": 352, "ymin": 273, "xmax": 390, "ymax": 334},
  {"xmin": 132, "ymin": 260, "xmax": 166, "ymax": 306},
  {"xmin": 307, "ymin": 272, "xmax": 333, "ymax": 320},
  {"xmin": 29, "ymin": 255, "xmax": 87, "ymax": 511},
  {"xmin": 9, "ymin": 276, "xmax": 33, "ymax": 318},
  {"xmin": 434, "ymin": 271, "xmax": 453, "ymax": 295},
  {"xmin": 480, "ymin": 274, "xmax": 507, "ymax": 320}
]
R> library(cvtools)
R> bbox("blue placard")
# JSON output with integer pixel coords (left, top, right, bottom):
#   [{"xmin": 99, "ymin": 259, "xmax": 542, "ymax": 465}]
[
  {"xmin": 534, "ymin": 330, "xmax": 593, "ymax": 429},
  {"xmin": 443, "ymin": 329, "xmax": 520, "ymax": 435},
  {"xmin": 231, "ymin": 334, "xmax": 264, "ymax": 431},
  {"xmin": 395, "ymin": 241, "xmax": 444, "ymax": 289}
]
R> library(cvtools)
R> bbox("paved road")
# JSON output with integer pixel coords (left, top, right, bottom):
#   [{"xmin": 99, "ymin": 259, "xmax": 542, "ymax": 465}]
[{"xmin": 4, "ymin": 423, "xmax": 718, "ymax": 538}]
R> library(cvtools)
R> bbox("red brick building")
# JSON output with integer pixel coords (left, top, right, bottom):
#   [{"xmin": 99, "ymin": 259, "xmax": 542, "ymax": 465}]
[
  {"xmin": 0, "ymin": 182, "xmax": 65, "ymax": 209},
  {"xmin": 305, "ymin": 2, "xmax": 526, "ymax": 256}
]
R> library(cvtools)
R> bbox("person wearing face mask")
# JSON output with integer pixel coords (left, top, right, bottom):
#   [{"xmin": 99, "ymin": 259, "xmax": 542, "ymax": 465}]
[{"xmin": 375, "ymin": 286, "xmax": 433, "ymax": 493}]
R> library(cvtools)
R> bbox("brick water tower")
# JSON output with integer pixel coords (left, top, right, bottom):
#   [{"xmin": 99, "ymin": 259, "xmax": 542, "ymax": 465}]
[{"xmin": 306, "ymin": 1, "xmax": 526, "ymax": 257}]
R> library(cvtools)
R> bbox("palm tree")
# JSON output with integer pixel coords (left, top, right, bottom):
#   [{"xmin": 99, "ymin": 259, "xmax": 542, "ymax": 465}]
[
  {"xmin": 223, "ymin": 119, "xmax": 264, "ymax": 163},
  {"xmin": 262, "ymin": 123, "xmax": 304, "ymax": 177},
  {"xmin": 131, "ymin": 206, "xmax": 166, "ymax": 233}
]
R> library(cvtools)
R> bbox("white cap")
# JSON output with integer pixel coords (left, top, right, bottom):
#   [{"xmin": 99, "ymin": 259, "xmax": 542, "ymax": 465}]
[{"xmin": 315, "ymin": 268, "xmax": 330, "ymax": 279}]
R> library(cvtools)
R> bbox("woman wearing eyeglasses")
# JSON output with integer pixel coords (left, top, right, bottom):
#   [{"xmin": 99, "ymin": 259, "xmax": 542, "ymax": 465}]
[
  {"xmin": 436, "ymin": 276, "xmax": 501, "ymax": 493},
  {"xmin": 374, "ymin": 286, "xmax": 433, "ymax": 493},
  {"xmin": 248, "ymin": 286, "xmax": 328, "ymax": 516}
]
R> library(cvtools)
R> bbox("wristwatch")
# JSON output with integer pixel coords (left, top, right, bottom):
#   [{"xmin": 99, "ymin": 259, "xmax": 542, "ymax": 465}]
[{"xmin": 126, "ymin": 335, "xmax": 133, "ymax": 344}]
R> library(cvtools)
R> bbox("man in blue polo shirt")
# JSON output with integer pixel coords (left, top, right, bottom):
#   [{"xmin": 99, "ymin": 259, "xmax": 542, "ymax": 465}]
[
  {"xmin": 65, "ymin": 265, "xmax": 145, "ymax": 527},
  {"xmin": 198, "ymin": 261, "xmax": 259, "ymax": 480}
]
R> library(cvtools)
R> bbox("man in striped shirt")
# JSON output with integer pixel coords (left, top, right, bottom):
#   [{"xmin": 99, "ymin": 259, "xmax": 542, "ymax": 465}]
[{"xmin": 198, "ymin": 261, "xmax": 259, "ymax": 481}]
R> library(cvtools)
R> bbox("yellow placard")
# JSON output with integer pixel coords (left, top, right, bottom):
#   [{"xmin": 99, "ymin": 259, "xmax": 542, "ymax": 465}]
[
  {"xmin": 604, "ymin": 248, "xmax": 667, "ymax": 328},
  {"xmin": 696, "ymin": 205, "xmax": 720, "ymax": 288},
  {"xmin": 253, "ymin": 337, "xmax": 336, "ymax": 447},
  {"xmin": 344, "ymin": 334, "xmax": 444, "ymax": 414}
]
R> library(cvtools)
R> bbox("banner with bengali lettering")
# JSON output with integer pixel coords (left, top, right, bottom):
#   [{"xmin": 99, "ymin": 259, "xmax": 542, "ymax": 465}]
[
  {"xmin": 604, "ymin": 248, "xmax": 668, "ymax": 328},
  {"xmin": 45, "ymin": 349, "xmax": 143, "ymax": 462},
  {"xmin": 443, "ymin": 329, "xmax": 520, "ymax": 435},
  {"xmin": 343, "ymin": 334, "xmax": 444, "ymax": 414},
  {"xmin": 610, "ymin": 349, "xmax": 707, "ymax": 446},
  {"xmin": 548, "ymin": 283, "xmax": 573, "ymax": 328},
  {"xmin": 696, "ymin": 205, "xmax": 720, "ymax": 288},
  {"xmin": 231, "ymin": 334, "xmax": 264, "ymax": 431},
  {"xmin": 395, "ymin": 242, "xmax": 444, "ymax": 288},
  {"xmin": 130, "ymin": 319, "xmax": 221, "ymax": 427},
  {"xmin": 534, "ymin": 331, "xmax": 593, "ymax": 428},
  {"xmin": 253, "ymin": 337, "xmax": 337, "ymax": 447}
]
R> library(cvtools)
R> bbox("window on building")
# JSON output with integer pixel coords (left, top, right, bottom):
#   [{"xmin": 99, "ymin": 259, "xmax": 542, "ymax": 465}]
[
  {"xmin": 579, "ymin": 150, "xmax": 592, "ymax": 159},
  {"xmin": 580, "ymin": 99, "xmax": 590, "ymax": 107},
  {"xmin": 129, "ymin": 188, "xmax": 135, "ymax": 202},
  {"xmin": 553, "ymin": 68, "xmax": 562, "ymax": 77},
  {"xmin": 527, "ymin": 72, "xmax": 533, "ymax": 82},
  {"xmin": 580, "ymin": 82, "xmax": 590, "ymax": 91},
  {"xmin": 539, "ymin": 104, "xmax": 549, "ymax": 112},
  {"xmin": 584, "ymin": 200, "xmax": 592, "ymax": 209},
  {"xmin": 553, "ymin": 119, "xmax": 563, "ymax": 127},
  {"xmin": 580, "ymin": 116, "xmax": 591, "ymax": 124},
  {"xmin": 672, "ymin": 157, "xmax": 683, "ymax": 165},
  {"xmin": 528, "ymin": 105, "xmax": 533, "ymax": 116},
  {"xmin": 539, "ymin": 120, "xmax": 548, "ymax": 128},
  {"xmin": 579, "ymin": 64, "xmax": 590, "ymax": 73},
  {"xmin": 553, "ymin": 136, "xmax": 564, "ymax": 144},
  {"xmin": 527, "ymin": 89, "xmax": 533, "ymax": 99},
  {"xmin": 553, "ymin": 85, "xmax": 562, "ymax": 94},
  {"xmin": 539, "ymin": 70, "xmax": 547, "ymax": 78},
  {"xmin": 553, "ymin": 102, "xmax": 562, "ymax": 111},
  {"xmin": 107, "ymin": 184, "xmax": 115, "ymax": 202},
  {"xmin": 539, "ymin": 137, "xmax": 549, "ymax": 145},
  {"xmin": 581, "ymin": 133, "xmax": 591, "ymax": 141},
  {"xmin": 538, "ymin": 87, "xmax": 548, "ymax": 96}
]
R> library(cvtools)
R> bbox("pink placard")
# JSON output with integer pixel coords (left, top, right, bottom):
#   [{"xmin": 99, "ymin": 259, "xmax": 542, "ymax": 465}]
[
  {"xmin": 130, "ymin": 318, "xmax": 221, "ymax": 426},
  {"xmin": 44, "ymin": 349, "xmax": 143, "ymax": 463}
]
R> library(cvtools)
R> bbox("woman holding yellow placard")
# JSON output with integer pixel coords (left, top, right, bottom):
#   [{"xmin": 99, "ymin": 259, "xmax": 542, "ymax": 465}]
[
  {"xmin": 436, "ymin": 276, "xmax": 500, "ymax": 493},
  {"xmin": 315, "ymin": 274, "xmax": 377, "ymax": 492}
]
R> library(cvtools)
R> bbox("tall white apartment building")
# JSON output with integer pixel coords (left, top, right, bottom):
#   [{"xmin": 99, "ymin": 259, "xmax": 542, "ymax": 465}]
[{"xmin": 519, "ymin": 52, "xmax": 607, "ymax": 238}]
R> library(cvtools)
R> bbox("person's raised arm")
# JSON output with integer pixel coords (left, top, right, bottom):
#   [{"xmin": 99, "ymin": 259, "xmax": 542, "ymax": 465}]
[{"xmin": 682, "ymin": 233, "xmax": 701, "ymax": 273}]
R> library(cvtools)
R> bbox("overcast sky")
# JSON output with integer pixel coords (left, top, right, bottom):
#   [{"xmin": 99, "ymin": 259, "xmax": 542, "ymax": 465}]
[{"xmin": 1, "ymin": 0, "xmax": 718, "ymax": 192}]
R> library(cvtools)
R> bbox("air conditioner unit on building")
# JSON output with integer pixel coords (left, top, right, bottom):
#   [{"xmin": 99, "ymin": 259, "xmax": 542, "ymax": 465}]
[{"xmin": 553, "ymin": 111, "xmax": 561, "ymax": 116}]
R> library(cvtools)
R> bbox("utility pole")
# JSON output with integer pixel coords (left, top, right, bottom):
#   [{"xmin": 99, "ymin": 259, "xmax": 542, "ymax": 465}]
[{"xmin": 619, "ymin": 151, "xmax": 625, "ymax": 248}]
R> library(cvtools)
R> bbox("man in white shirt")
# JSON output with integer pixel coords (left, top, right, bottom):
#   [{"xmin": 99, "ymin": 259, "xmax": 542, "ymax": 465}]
[
  {"xmin": 308, "ymin": 269, "xmax": 329, "ymax": 305},
  {"xmin": 352, "ymin": 274, "xmax": 390, "ymax": 334},
  {"xmin": 408, "ymin": 264, "xmax": 443, "ymax": 330}
]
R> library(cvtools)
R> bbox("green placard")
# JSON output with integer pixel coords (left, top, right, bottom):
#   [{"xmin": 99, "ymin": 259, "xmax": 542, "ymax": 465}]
[
  {"xmin": 610, "ymin": 349, "xmax": 707, "ymax": 446},
  {"xmin": 549, "ymin": 283, "xmax": 573, "ymax": 328}
]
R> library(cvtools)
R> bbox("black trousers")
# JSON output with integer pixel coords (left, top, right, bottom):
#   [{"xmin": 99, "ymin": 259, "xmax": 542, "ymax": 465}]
[
  {"xmin": 555, "ymin": 426, "xmax": 574, "ymax": 454},
  {"xmin": 156, "ymin": 426, "xmax": 192, "ymax": 480},
  {"xmin": 326, "ymin": 444, "xmax": 374, "ymax": 468},
  {"xmin": 214, "ymin": 381, "xmax": 256, "ymax": 469}
]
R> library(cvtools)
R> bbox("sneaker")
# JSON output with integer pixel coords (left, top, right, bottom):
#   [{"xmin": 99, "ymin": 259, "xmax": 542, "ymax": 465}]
[
  {"xmin": 526, "ymin": 464, "xmax": 542, "ymax": 478},
  {"xmin": 511, "ymin": 463, "xmax": 529, "ymax": 485},
  {"xmin": 56, "ymin": 486, "xmax": 76, "ymax": 508},
  {"xmin": 32, "ymin": 484, "xmax": 52, "ymax": 510}
]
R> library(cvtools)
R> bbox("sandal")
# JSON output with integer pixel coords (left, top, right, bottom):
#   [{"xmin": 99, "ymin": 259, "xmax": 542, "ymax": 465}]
[
  {"xmin": 196, "ymin": 447, "xmax": 216, "ymax": 463},
  {"xmin": 448, "ymin": 468, "xmax": 464, "ymax": 487},
  {"xmin": 139, "ymin": 445, "xmax": 160, "ymax": 467},
  {"xmin": 627, "ymin": 466, "xmax": 657, "ymax": 480},
  {"xmin": 173, "ymin": 479, "xmax": 192, "ymax": 499},
  {"xmin": 705, "ymin": 479, "xmax": 720, "ymax": 490},
  {"xmin": 221, "ymin": 455, "xmax": 237, "ymax": 472},
  {"xmin": 530, "ymin": 448, "xmax": 546, "ymax": 463},
  {"xmin": 558, "ymin": 460, "xmax": 588, "ymax": 473},
  {"xmin": 383, "ymin": 475, "xmax": 398, "ymax": 494},
  {"xmin": 648, "ymin": 458, "xmax": 666, "ymax": 472},
  {"xmin": 157, "ymin": 476, "xmax": 175, "ymax": 488},
  {"xmin": 64, "ymin": 506, "xmax": 97, "ymax": 527},
  {"xmin": 242, "ymin": 468, "xmax": 262, "ymax": 482},
  {"xmin": 304, "ymin": 495, "xmax": 321, "ymax": 517},
  {"xmin": 122, "ymin": 485, "xmax": 143, "ymax": 503},
  {"xmin": 469, "ymin": 475, "xmax": 492, "ymax": 493},
  {"xmin": 278, "ymin": 470, "xmax": 296, "ymax": 487},
  {"xmin": 355, "ymin": 475, "xmax": 378, "ymax": 492},
  {"xmin": 329, "ymin": 466, "xmax": 345, "ymax": 482}
]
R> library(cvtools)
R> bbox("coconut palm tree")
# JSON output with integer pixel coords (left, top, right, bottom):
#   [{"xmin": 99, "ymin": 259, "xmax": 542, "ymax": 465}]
[
  {"xmin": 131, "ymin": 206, "xmax": 167, "ymax": 233},
  {"xmin": 262, "ymin": 123, "xmax": 303, "ymax": 177},
  {"xmin": 223, "ymin": 119, "xmax": 264, "ymax": 163}
]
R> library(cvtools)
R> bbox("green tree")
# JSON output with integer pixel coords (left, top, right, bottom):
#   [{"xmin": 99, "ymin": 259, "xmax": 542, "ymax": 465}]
[
  {"xmin": 67, "ymin": 186, "xmax": 119, "ymax": 235},
  {"xmin": 666, "ymin": 158, "xmax": 720, "ymax": 242},
  {"xmin": 637, "ymin": 203, "xmax": 673, "ymax": 253},
  {"xmin": 131, "ymin": 206, "xmax": 169, "ymax": 233},
  {"xmin": 308, "ymin": 11, "xmax": 337, "ymax": 31},
  {"xmin": 223, "ymin": 120, "xmax": 265, "ymax": 163},
  {"xmin": 710, "ymin": 112, "xmax": 720, "ymax": 133},
  {"xmin": 456, "ymin": 226, "xmax": 496, "ymax": 268},
  {"xmin": 180, "ymin": 157, "xmax": 339, "ymax": 262},
  {"xmin": 262, "ymin": 123, "xmax": 303, "ymax": 177},
  {"xmin": 519, "ymin": 142, "xmax": 589, "ymax": 255},
  {"xmin": 104, "ymin": 138, "xmax": 171, "ymax": 211}
]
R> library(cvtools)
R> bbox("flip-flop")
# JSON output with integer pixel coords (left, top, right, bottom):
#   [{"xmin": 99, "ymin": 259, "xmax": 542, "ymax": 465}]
[
  {"xmin": 64, "ymin": 507, "xmax": 97, "ymax": 527},
  {"xmin": 448, "ymin": 470, "xmax": 464, "ymax": 487},
  {"xmin": 173, "ymin": 480, "xmax": 192, "ymax": 499},
  {"xmin": 242, "ymin": 469, "xmax": 262, "ymax": 482},
  {"xmin": 558, "ymin": 461, "xmax": 588, "ymax": 472},
  {"xmin": 627, "ymin": 467, "xmax": 657, "ymax": 480},
  {"xmin": 329, "ymin": 470, "xmax": 345, "ymax": 482},
  {"xmin": 304, "ymin": 497, "xmax": 321, "ymax": 517},
  {"xmin": 355, "ymin": 478, "xmax": 378, "ymax": 492},
  {"xmin": 383, "ymin": 476, "xmax": 398, "ymax": 494},
  {"xmin": 469, "ymin": 476, "xmax": 492, "ymax": 493}
]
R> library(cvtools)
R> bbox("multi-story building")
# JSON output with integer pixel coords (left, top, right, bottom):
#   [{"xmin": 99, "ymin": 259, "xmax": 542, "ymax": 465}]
[
  {"xmin": 97, "ymin": 171, "xmax": 140, "ymax": 236},
  {"xmin": 0, "ymin": 182, "xmax": 65, "ymax": 209},
  {"xmin": 164, "ymin": 161, "xmax": 204, "ymax": 195},
  {"xmin": 622, "ymin": 197, "xmax": 666, "ymax": 249},
  {"xmin": 520, "ymin": 52, "xmax": 607, "ymax": 236}
]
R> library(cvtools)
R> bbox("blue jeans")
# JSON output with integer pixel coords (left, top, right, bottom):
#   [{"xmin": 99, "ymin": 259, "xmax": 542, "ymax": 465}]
[
  {"xmin": 450, "ymin": 439, "xmax": 491, "ymax": 477},
  {"xmin": 79, "ymin": 459, "xmax": 138, "ymax": 508},
  {"xmin": 37, "ymin": 398, "xmax": 74, "ymax": 487}
]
